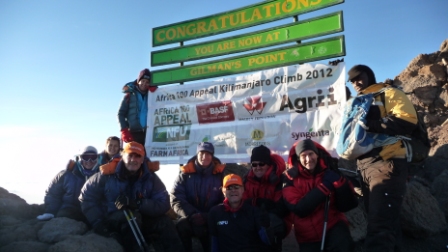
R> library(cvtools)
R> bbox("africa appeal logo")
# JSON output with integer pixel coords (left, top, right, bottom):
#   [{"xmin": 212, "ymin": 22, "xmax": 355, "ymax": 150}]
[{"xmin": 243, "ymin": 95, "xmax": 266, "ymax": 115}]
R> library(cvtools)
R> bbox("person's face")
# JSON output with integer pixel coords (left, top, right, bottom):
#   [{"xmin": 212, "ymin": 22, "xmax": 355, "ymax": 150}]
[
  {"xmin": 299, "ymin": 150, "xmax": 318, "ymax": 172},
  {"xmin": 106, "ymin": 139, "xmax": 120, "ymax": 157},
  {"xmin": 350, "ymin": 72, "xmax": 370, "ymax": 94},
  {"xmin": 251, "ymin": 161, "xmax": 269, "ymax": 178},
  {"xmin": 222, "ymin": 184, "xmax": 244, "ymax": 204},
  {"xmin": 80, "ymin": 153, "xmax": 98, "ymax": 170},
  {"xmin": 122, "ymin": 152, "xmax": 144, "ymax": 173},
  {"xmin": 197, "ymin": 151, "xmax": 213, "ymax": 167},
  {"xmin": 138, "ymin": 78, "xmax": 151, "ymax": 92}
]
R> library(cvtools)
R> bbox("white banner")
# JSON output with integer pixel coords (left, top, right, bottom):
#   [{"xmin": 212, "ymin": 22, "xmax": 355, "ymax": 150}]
[{"xmin": 145, "ymin": 62, "xmax": 346, "ymax": 164}]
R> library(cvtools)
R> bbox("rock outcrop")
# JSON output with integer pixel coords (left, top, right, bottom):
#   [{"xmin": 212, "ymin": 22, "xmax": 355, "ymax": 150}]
[{"xmin": 1, "ymin": 39, "xmax": 448, "ymax": 252}]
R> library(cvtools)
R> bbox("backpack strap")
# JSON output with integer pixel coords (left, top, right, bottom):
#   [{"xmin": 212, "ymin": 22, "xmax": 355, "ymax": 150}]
[{"xmin": 66, "ymin": 159, "xmax": 76, "ymax": 171}]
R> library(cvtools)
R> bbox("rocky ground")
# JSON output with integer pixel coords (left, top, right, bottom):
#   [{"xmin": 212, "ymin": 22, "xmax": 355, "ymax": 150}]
[{"xmin": 1, "ymin": 39, "xmax": 448, "ymax": 251}]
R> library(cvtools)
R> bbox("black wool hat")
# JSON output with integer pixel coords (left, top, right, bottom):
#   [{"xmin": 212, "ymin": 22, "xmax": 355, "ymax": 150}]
[
  {"xmin": 295, "ymin": 139, "xmax": 319, "ymax": 156},
  {"xmin": 347, "ymin": 64, "xmax": 377, "ymax": 84},
  {"xmin": 250, "ymin": 145, "xmax": 272, "ymax": 165}
]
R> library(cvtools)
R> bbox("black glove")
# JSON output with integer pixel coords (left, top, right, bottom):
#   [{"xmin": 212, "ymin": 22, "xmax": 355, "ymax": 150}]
[
  {"xmin": 93, "ymin": 220, "xmax": 114, "ymax": 237},
  {"xmin": 115, "ymin": 194, "xmax": 139, "ymax": 210},
  {"xmin": 322, "ymin": 170, "xmax": 341, "ymax": 191},
  {"xmin": 259, "ymin": 211, "xmax": 270, "ymax": 228},
  {"xmin": 189, "ymin": 213, "xmax": 207, "ymax": 226}
]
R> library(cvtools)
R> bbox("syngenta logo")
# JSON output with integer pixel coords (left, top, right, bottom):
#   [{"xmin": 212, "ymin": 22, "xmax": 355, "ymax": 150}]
[
  {"xmin": 243, "ymin": 95, "xmax": 266, "ymax": 115},
  {"xmin": 291, "ymin": 127, "xmax": 330, "ymax": 140}
]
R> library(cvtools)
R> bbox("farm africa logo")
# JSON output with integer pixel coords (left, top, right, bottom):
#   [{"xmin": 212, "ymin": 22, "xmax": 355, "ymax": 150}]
[{"xmin": 243, "ymin": 95, "xmax": 266, "ymax": 115}]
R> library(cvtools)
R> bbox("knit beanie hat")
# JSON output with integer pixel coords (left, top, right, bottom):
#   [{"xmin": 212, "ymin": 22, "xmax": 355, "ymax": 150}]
[
  {"xmin": 295, "ymin": 139, "xmax": 319, "ymax": 156},
  {"xmin": 250, "ymin": 145, "xmax": 272, "ymax": 165},
  {"xmin": 197, "ymin": 142, "xmax": 214, "ymax": 155},
  {"xmin": 347, "ymin": 64, "xmax": 377, "ymax": 85},
  {"xmin": 137, "ymin": 68, "xmax": 151, "ymax": 83}
]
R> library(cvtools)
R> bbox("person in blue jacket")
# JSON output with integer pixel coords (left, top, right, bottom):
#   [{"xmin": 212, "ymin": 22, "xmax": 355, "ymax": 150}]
[
  {"xmin": 79, "ymin": 141, "xmax": 183, "ymax": 252},
  {"xmin": 37, "ymin": 146, "xmax": 99, "ymax": 222},
  {"xmin": 170, "ymin": 142, "xmax": 226, "ymax": 252},
  {"xmin": 97, "ymin": 136, "xmax": 121, "ymax": 166},
  {"xmin": 118, "ymin": 68, "xmax": 158, "ymax": 145}
]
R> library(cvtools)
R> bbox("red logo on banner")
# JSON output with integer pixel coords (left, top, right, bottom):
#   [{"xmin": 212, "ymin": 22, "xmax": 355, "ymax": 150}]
[
  {"xmin": 197, "ymin": 100, "xmax": 235, "ymax": 124},
  {"xmin": 243, "ymin": 96, "xmax": 266, "ymax": 115}
]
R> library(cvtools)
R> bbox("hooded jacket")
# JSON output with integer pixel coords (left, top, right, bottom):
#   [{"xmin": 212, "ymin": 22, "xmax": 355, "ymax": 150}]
[
  {"xmin": 282, "ymin": 141, "xmax": 357, "ymax": 243},
  {"xmin": 117, "ymin": 81, "xmax": 148, "ymax": 132},
  {"xmin": 44, "ymin": 160, "xmax": 99, "ymax": 214},
  {"xmin": 358, "ymin": 83, "xmax": 418, "ymax": 160},
  {"xmin": 79, "ymin": 158, "xmax": 168, "ymax": 227},
  {"xmin": 170, "ymin": 155, "xmax": 225, "ymax": 218},
  {"xmin": 243, "ymin": 153, "xmax": 288, "ymax": 217}
]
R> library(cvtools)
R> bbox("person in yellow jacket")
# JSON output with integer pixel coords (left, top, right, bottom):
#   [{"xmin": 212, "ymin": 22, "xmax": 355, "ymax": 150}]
[{"xmin": 347, "ymin": 64, "xmax": 418, "ymax": 252}]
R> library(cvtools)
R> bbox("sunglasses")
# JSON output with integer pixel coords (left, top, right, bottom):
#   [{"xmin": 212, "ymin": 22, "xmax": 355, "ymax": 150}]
[
  {"xmin": 251, "ymin": 162, "xmax": 266, "ymax": 168},
  {"xmin": 81, "ymin": 154, "xmax": 98, "ymax": 162}
]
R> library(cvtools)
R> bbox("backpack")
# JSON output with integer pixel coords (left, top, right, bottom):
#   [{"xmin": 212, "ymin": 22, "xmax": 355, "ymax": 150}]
[
  {"xmin": 336, "ymin": 88, "xmax": 401, "ymax": 160},
  {"xmin": 337, "ymin": 86, "xmax": 430, "ymax": 163},
  {"xmin": 400, "ymin": 107, "xmax": 430, "ymax": 163}
]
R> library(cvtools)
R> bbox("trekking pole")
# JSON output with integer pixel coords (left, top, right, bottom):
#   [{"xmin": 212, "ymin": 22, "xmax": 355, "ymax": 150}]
[
  {"xmin": 128, "ymin": 209, "xmax": 149, "ymax": 249},
  {"xmin": 320, "ymin": 195, "xmax": 330, "ymax": 252},
  {"xmin": 123, "ymin": 209, "xmax": 148, "ymax": 250}
]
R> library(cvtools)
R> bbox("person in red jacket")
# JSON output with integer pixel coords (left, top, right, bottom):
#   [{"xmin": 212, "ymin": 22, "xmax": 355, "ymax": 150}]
[
  {"xmin": 283, "ymin": 139, "xmax": 358, "ymax": 252},
  {"xmin": 243, "ymin": 145, "xmax": 289, "ymax": 251}
]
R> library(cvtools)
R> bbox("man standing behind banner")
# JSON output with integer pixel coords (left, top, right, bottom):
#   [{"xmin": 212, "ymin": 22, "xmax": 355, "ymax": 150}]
[{"xmin": 118, "ymin": 68, "xmax": 158, "ymax": 145}]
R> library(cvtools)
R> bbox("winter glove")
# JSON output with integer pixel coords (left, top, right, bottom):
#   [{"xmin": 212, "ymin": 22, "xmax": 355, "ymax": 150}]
[
  {"xmin": 189, "ymin": 213, "xmax": 207, "ymax": 226},
  {"xmin": 322, "ymin": 170, "xmax": 341, "ymax": 191},
  {"xmin": 93, "ymin": 220, "xmax": 114, "ymax": 237},
  {"xmin": 115, "ymin": 194, "xmax": 139, "ymax": 210},
  {"xmin": 121, "ymin": 128, "xmax": 133, "ymax": 143},
  {"xmin": 259, "ymin": 211, "xmax": 270, "ymax": 228},
  {"xmin": 36, "ymin": 213, "xmax": 54, "ymax": 221}
]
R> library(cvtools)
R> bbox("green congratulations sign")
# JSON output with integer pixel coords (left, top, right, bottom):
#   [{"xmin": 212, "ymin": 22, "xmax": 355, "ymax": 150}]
[
  {"xmin": 151, "ymin": 35, "xmax": 345, "ymax": 85},
  {"xmin": 152, "ymin": 0, "xmax": 344, "ymax": 46},
  {"xmin": 151, "ymin": 12, "xmax": 343, "ymax": 66}
]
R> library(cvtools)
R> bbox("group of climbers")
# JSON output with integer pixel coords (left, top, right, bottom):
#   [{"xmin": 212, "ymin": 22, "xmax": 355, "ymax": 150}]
[{"xmin": 37, "ymin": 64, "xmax": 417, "ymax": 252}]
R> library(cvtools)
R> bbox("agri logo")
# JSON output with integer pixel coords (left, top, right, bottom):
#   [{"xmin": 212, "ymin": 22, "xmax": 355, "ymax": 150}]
[
  {"xmin": 251, "ymin": 129, "xmax": 264, "ymax": 140},
  {"xmin": 243, "ymin": 96, "xmax": 266, "ymax": 115},
  {"xmin": 291, "ymin": 127, "xmax": 330, "ymax": 140}
]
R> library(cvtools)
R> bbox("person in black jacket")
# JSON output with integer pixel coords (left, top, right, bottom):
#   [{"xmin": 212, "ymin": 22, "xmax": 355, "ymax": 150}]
[
  {"xmin": 170, "ymin": 142, "xmax": 225, "ymax": 252},
  {"xmin": 37, "ymin": 146, "xmax": 99, "ymax": 223},
  {"xmin": 208, "ymin": 174, "xmax": 271, "ymax": 252}
]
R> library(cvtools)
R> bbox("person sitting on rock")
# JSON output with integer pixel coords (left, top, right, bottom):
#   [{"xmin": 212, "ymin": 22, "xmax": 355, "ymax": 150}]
[
  {"xmin": 282, "ymin": 139, "xmax": 358, "ymax": 252},
  {"xmin": 37, "ymin": 146, "xmax": 100, "ymax": 222},
  {"xmin": 97, "ymin": 136, "xmax": 121, "ymax": 166},
  {"xmin": 170, "ymin": 142, "xmax": 225, "ymax": 252},
  {"xmin": 79, "ymin": 141, "xmax": 183, "ymax": 252}
]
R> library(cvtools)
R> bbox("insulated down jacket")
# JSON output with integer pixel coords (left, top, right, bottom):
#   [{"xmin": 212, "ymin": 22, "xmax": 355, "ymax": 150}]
[
  {"xmin": 44, "ymin": 160, "xmax": 98, "ymax": 214},
  {"xmin": 282, "ymin": 141, "xmax": 358, "ymax": 243},
  {"xmin": 170, "ymin": 156, "xmax": 225, "ymax": 218},
  {"xmin": 79, "ymin": 158, "xmax": 168, "ymax": 227}
]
